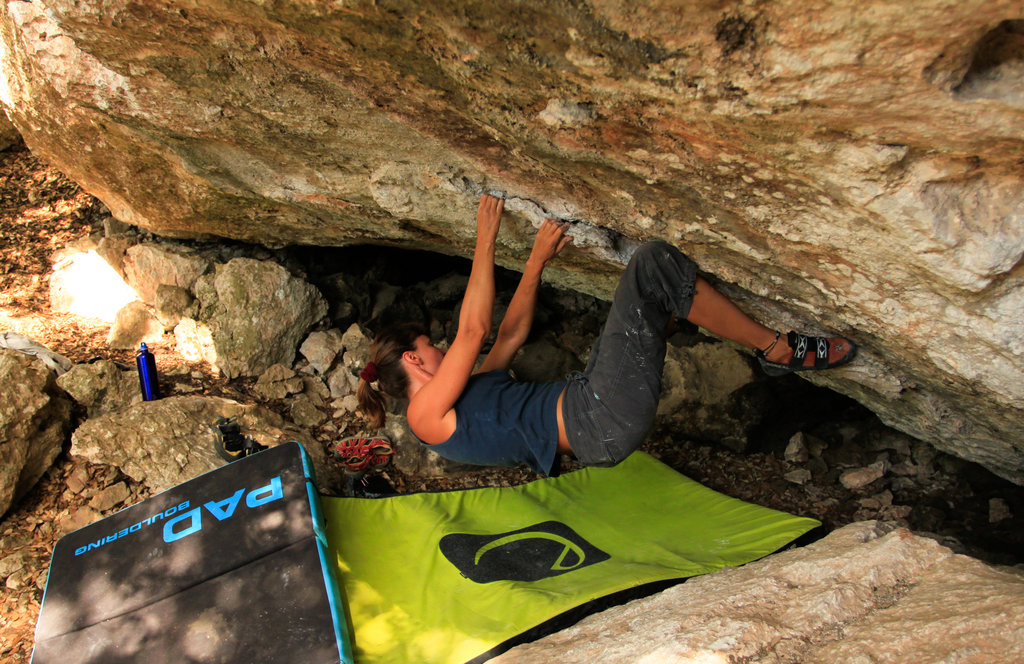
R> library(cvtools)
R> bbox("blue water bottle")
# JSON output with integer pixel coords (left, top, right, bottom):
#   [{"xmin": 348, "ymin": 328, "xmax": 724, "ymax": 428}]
[{"xmin": 136, "ymin": 343, "xmax": 160, "ymax": 401}]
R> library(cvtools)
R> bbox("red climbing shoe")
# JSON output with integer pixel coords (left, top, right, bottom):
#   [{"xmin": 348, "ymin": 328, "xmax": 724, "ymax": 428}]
[{"xmin": 334, "ymin": 436, "xmax": 394, "ymax": 474}]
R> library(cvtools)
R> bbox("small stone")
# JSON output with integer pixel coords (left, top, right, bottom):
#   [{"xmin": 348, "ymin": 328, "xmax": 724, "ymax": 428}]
[
  {"xmin": 299, "ymin": 329, "xmax": 345, "ymax": 375},
  {"xmin": 785, "ymin": 433, "xmax": 810, "ymax": 463},
  {"xmin": 89, "ymin": 481, "xmax": 131, "ymax": 512},
  {"xmin": 258, "ymin": 363, "xmax": 296, "ymax": 384},
  {"xmin": 891, "ymin": 460, "xmax": 918, "ymax": 476},
  {"xmin": 858, "ymin": 490, "xmax": 894, "ymax": 510},
  {"xmin": 302, "ymin": 375, "xmax": 331, "ymax": 403},
  {"xmin": 332, "ymin": 394, "xmax": 359, "ymax": 417},
  {"xmin": 328, "ymin": 365, "xmax": 358, "ymax": 399},
  {"xmin": 6, "ymin": 567, "xmax": 31, "ymax": 590},
  {"xmin": 255, "ymin": 363, "xmax": 303, "ymax": 399},
  {"xmin": 102, "ymin": 215, "xmax": 134, "ymax": 237},
  {"xmin": 154, "ymin": 284, "xmax": 197, "ymax": 329},
  {"xmin": 807, "ymin": 456, "xmax": 829, "ymax": 477},
  {"xmin": 784, "ymin": 468, "xmax": 812, "ymax": 485},
  {"xmin": 805, "ymin": 434, "xmax": 829, "ymax": 458},
  {"xmin": 989, "ymin": 497, "xmax": 1012, "ymax": 523},
  {"xmin": 340, "ymin": 324, "xmax": 371, "ymax": 369},
  {"xmin": 880, "ymin": 504, "xmax": 913, "ymax": 520},
  {"xmin": 106, "ymin": 300, "xmax": 165, "ymax": 349},
  {"xmin": 66, "ymin": 463, "xmax": 91, "ymax": 494},
  {"xmin": 59, "ymin": 506, "xmax": 103, "ymax": 534},
  {"xmin": 538, "ymin": 99, "xmax": 595, "ymax": 128},
  {"xmin": 290, "ymin": 394, "xmax": 327, "ymax": 427},
  {"xmin": 0, "ymin": 551, "xmax": 29, "ymax": 580},
  {"xmin": 840, "ymin": 461, "xmax": 887, "ymax": 490},
  {"xmin": 890, "ymin": 476, "xmax": 918, "ymax": 493},
  {"xmin": 912, "ymin": 442, "xmax": 937, "ymax": 467}
]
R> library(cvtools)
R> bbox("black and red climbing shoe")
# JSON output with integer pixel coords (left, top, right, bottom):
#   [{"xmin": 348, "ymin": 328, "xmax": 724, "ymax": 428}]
[
  {"xmin": 755, "ymin": 331, "xmax": 857, "ymax": 377},
  {"xmin": 334, "ymin": 436, "xmax": 394, "ymax": 475}
]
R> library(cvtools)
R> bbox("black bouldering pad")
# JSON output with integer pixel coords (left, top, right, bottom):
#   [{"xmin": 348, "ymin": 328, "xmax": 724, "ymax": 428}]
[{"xmin": 32, "ymin": 442, "xmax": 352, "ymax": 664}]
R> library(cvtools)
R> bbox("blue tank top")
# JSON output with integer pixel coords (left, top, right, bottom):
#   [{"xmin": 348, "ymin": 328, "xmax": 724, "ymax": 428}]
[{"xmin": 419, "ymin": 370, "xmax": 565, "ymax": 476}]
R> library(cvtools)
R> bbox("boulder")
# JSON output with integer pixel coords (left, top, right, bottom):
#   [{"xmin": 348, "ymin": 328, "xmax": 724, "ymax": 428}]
[
  {"xmin": 0, "ymin": 350, "xmax": 73, "ymax": 516},
  {"xmin": 299, "ymin": 328, "xmax": 345, "ymax": 375},
  {"xmin": 192, "ymin": 258, "xmax": 328, "ymax": 378},
  {"xmin": 56, "ymin": 359, "xmax": 141, "ymax": 417},
  {"xmin": 69, "ymin": 395, "xmax": 340, "ymax": 494},
  {"xmin": 122, "ymin": 243, "xmax": 212, "ymax": 306},
  {"xmin": 657, "ymin": 342, "xmax": 760, "ymax": 451},
  {"xmin": 1, "ymin": 1, "xmax": 1022, "ymax": 483},
  {"xmin": 106, "ymin": 301, "xmax": 166, "ymax": 349},
  {"xmin": 153, "ymin": 283, "xmax": 198, "ymax": 329},
  {"xmin": 492, "ymin": 521, "xmax": 1024, "ymax": 663},
  {"xmin": 254, "ymin": 363, "xmax": 304, "ymax": 400}
]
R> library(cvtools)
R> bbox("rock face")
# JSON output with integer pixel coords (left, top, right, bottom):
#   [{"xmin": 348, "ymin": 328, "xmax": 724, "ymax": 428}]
[
  {"xmin": 492, "ymin": 521, "xmax": 1024, "ymax": 663},
  {"xmin": 657, "ymin": 342, "xmax": 760, "ymax": 452},
  {"xmin": 0, "ymin": 349, "xmax": 72, "ymax": 516},
  {"xmin": 56, "ymin": 358, "xmax": 141, "ymax": 418},
  {"xmin": 190, "ymin": 258, "xmax": 328, "ymax": 378},
  {"xmin": 1, "ymin": 2, "xmax": 1022, "ymax": 482}
]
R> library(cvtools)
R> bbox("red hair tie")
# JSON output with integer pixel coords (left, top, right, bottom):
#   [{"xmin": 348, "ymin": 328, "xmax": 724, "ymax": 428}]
[{"xmin": 360, "ymin": 362, "xmax": 379, "ymax": 383}]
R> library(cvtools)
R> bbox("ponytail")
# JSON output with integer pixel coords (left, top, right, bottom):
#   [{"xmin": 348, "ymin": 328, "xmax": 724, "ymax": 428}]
[{"xmin": 356, "ymin": 322, "xmax": 428, "ymax": 430}]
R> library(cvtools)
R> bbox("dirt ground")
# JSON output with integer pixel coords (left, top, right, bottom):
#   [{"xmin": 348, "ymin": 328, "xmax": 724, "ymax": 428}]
[{"xmin": 1, "ymin": 143, "xmax": 1021, "ymax": 663}]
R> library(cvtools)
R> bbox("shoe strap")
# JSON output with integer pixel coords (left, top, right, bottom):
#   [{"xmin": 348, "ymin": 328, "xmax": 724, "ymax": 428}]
[{"xmin": 787, "ymin": 332, "xmax": 830, "ymax": 369}]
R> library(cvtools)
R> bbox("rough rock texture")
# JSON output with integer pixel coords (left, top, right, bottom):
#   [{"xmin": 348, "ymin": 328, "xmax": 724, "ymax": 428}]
[
  {"xmin": 658, "ymin": 342, "xmax": 759, "ymax": 452},
  {"xmin": 105, "ymin": 300, "xmax": 165, "ymax": 348},
  {"xmin": 0, "ymin": 349, "xmax": 72, "ymax": 516},
  {"xmin": 1, "ymin": 1, "xmax": 1023, "ymax": 482},
  {"xmin": 492, "ymin": 521, "xmax": 1024, "ymax": 663},
  {"xmin": 122, "ymin": 243, "xmax": 212, "ymax": 306},
  {"xmin": 299, "ymin": 328, "xmax": 345, "ymax": 375},
  {"xmin": 56, "ymin": 358, "xmax": 142, "ymax": 417},
  {"xmin": 190, "ymin": 257, "xmax": 328, "ymax": 378},
  {"xmin": 69, "ymin": 395, "xmax": 340, "ymax": 494}
]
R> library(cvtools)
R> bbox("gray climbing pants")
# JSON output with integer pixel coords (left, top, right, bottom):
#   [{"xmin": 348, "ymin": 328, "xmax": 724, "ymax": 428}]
[{"xmin": 563, "ymin": 241, "xmax": 698, "ymax": 466}]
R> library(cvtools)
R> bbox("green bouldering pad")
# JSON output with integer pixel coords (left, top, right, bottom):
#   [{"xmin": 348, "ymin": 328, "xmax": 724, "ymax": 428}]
[{"xmin": 323, "ymin": 452, "xmax": 819, "ymax": 664}]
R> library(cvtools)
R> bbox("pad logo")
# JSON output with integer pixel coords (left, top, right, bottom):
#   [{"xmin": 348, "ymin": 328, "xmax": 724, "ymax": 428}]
[
  {"xmin": 439, "ymin": 521, "xmax": 609, "ymax": 583},
  {"xmin": 162, "ymin": 476, "xmax": 283, "ymax": 543}
]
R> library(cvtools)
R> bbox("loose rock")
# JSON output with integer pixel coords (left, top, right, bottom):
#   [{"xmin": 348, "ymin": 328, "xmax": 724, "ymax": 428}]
[
  {"xmin": 840, "ymin": 461, "xmax": 888, "ymax": 490},
  {"xmin": 193, "ymin": 258, "xmax": 328, "ymax": 378},
  {"xmin": 122, "ymin": 243, "xmax": 211, "ymax": 306},
  {"xmin": 0, "ymin": 350, "xmax": 73, "ymax": 516},
  {"xmin": 785, "ymin": 433, "xmax": 810, "ymax": 463},
  {"xmin": 106, "ymin": 301, "xmax": 165, "ymax": 349},
  {"xmin": 57, "ymin": 359, "xmax": 141, "ymax": 417},
  {"xmin": 989, "ymin": 497, "xmax": 1012, "ymax": 523},
  {"xmin": 300, "ymin": 329, "xmax": 345, "ymax": 375}
]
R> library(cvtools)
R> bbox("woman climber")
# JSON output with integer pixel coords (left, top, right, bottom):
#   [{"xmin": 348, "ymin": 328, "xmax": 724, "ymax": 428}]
[{"xmin": 355, "ymin": 193, "xmax": 855, "ymax": 476}]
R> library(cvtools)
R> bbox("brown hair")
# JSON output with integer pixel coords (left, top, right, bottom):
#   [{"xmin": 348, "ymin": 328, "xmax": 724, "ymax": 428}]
[{"xmin": 357, "ymin": 322, "xmax": 428, "ymax": 430}]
